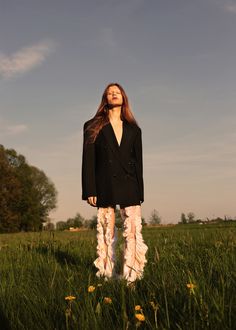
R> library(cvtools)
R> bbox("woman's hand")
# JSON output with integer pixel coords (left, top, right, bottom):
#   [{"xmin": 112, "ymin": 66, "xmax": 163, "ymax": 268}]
[{"xmin": 87, "ymin": 196, "xmax": 97, "ymax": 206}]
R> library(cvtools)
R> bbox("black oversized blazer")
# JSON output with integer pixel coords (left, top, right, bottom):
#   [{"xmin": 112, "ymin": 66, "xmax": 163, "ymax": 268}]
[{"xmin": 81, "ymin": 118, "xmax": 144, "ymax": 208}]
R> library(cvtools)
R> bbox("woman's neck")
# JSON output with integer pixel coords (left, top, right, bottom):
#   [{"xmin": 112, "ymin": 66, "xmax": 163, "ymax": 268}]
[{"xmin": 108, "ymin": 106, "xmax": 122, "ymax": 123}]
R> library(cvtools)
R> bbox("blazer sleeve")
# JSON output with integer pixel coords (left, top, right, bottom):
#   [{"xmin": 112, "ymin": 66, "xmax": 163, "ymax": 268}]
[
  {"xmin": 134, "ymin": 127, "xmax": 144, "ymax": 203},
  {"xmin": 81, "ymin": 121, "xmax": 97, "ymax": 200}
]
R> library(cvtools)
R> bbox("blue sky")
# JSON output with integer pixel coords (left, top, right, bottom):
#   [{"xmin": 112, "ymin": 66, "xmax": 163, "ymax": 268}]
[{"xmin": 1, "ymin": 0, "xmax": 236, "ymax": 223}]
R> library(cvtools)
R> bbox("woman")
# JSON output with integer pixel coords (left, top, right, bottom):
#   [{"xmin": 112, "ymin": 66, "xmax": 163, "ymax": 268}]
[{"xmin": 81, "ymin": 83, "xmax": 148, "ymax": 283}]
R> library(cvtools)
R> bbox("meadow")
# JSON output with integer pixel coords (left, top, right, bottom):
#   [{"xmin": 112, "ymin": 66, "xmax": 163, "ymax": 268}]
[{"xmin": 0, "ymin": 223, "xmax": 235, "ymax": 330}]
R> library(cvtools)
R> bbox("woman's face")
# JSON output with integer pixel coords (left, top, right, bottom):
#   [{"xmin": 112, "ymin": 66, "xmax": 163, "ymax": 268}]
[{"xmin": 106, "ymin": 85, "xmax": 123, "ymax": 107}]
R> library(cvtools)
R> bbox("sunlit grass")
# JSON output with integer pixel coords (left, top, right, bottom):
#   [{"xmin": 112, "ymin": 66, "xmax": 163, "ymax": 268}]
[{"xmin": 0, "ymin": 223, "xmax": 235, "ymax": 329}]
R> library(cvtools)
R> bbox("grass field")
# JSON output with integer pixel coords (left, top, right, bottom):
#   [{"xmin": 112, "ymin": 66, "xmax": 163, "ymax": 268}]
[{"xmin": 0, "ymin": 223, "xmax": 235, "ymax": 330}]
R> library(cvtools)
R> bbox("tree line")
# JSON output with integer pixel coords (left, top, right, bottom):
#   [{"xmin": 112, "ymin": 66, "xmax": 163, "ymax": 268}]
[
  {"xmin": 179, "ymin": 212, "xmax": 236, "ymax": 224},
  {"xmin": 52, "ymin": 208, "xmax": 162, "ymax": 231},
  {"xmin": 0, "ymin": 145, "xmax": 57, "ymax": 233},
  {"xmin": 54, "ymin": 209, "xmax": 144, "ymax": 231}
]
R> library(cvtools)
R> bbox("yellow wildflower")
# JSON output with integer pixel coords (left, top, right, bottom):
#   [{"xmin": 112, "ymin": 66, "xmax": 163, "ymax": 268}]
[
  {"xmin": 186, "ymin": 283, "xmax": 196, "ymax": 290},
  {"xmin": 65, "ymin": 295, "xmax": 76, "ymax": 301},
  {"xmin": 135, "ymin": 305, "xmax": 142, "ymax": 311},
  {"xmin": 187, "ymin": 282, "xmax": 197, "ymax": 295},
  {"xmin": 103, "ymin": 297, "xmax": 112, "ymax": 304},
  {"xmin": 88, "ymin": 285, "xmax": 96, "ymax": 293},
  {"xmin": 135, "ymin": 313, "xmax": 145, "ymax": 322}
]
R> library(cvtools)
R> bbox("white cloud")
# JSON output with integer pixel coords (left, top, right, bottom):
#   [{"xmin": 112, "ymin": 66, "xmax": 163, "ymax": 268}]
[
  {"xmin": 0, "ymin": 117, "xmax": 28, "ymax": 137},
  {"xmin": 212, "ymin": 0, "xmax": 236, "ymax": 14},
  {"xmin": 0, "ymin": 39, "xmax": 55, "ymax": 79},
  {"xmin": 6, "ymin": 124, "xmax": 28, "ymax": 135},
  {"xmin": 224, "ymin": 3, "xmax": 236, "ymax": 13}
]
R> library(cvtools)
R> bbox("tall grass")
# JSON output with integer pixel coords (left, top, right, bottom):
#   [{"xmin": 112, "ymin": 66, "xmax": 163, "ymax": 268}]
[{"xmin": 0, "ymin": 223, "xmax": 235, "ymax": 329}]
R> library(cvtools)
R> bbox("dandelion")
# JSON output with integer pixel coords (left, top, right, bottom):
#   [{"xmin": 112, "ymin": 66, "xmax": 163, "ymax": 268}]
[
  {"xmin": 187, "ymin": 282, "xmax": 196, "ymax": 294},
  {"xmin": 103, "ymin": 297, "xmax": 112, "ymax": 304},
  {"xmin": 135, "ymin": 313, "xmax": 145, "ymax": 321},
  {"xmin": 65, "ymin": 295, "xmax": 76, "ymax": 328},
  {"xmin": 88, "ymin": 285, "xmax": 96, "ymax": 293},
  {"xmin": 135, "ymin": 305, "xmax": 142, "ymax": 311},
  {"xmin": 65, "ymin": 295, "xmax": 76, "ymax": 301}
]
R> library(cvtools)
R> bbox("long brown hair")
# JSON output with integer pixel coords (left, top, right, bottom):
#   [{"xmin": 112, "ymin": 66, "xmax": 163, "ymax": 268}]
[{"xmin": 85, "ymin": 83, "xmax": 139, "ymax": 144}]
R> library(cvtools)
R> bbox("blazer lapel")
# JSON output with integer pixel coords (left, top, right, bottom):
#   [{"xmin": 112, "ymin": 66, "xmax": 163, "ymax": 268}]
[{"xmin": 101, "ymin": 121, "xmax": 134, "ymax": 174}]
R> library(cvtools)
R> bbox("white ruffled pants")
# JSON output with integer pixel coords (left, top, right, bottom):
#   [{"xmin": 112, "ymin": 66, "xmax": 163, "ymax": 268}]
[{"xmin": 93, "ymin": 205, "xmax": 148, "ymax": 282}]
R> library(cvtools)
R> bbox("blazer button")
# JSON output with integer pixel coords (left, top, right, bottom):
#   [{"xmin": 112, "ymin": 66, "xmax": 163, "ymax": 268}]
[{"xmin": 113, "ymin": 174, "xmax": 117, "ymax": 178}]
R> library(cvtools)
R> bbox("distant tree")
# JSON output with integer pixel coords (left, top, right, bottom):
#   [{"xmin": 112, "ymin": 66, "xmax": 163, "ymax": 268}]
[
  {"xmin": 223, "ymin": 215, "xmax": 235, "ymax": 222},
  {"xmin": 180, "ymin": 213, "xmax": 187, "ymax": 224},
  {"xmin": 187, "ymin": 212, "xmax": 195, "ymax": 223},
  {"xmin": 31, "ymin": 166, "xmax": 57, "ymax": 218},
  {"xmin": 82, "ymin": 219, "xmax": 91, "ymax": 229},
  {"xmin": 0, "ymin": 145, "xmax": 21, "ymax": 232},
  {"xmin": 215, "ymin": 217, "xmax": 224, "ymax": 223},
  {"xmin": 65, "ymin": 212, "xmax": 85, "ymax": 229},
  {"xmin": 56, "ymin": 221, "xmax": 67, "ymax": 231},
  {"xmin": 142, "ymin": 217, "xmax": 147, "ymax": 226},
  {"xmin": 88, "ymin": 215, "xmax": 97, "ymax": 229},
  {"xmin": 149, "ymin": 209, "xmax": 161, "ymax": 225},
  {"xmin": 44, "ymin": 218, "xmax": 55, "ymax": 231},
  {"xmin": 16, "ymin": 163, "xmax": 57, "ymax": 231},
  {"xmin": 0, "ymin": 145, "xmax": 57, "ymax": 232},
  {"xmin": 73, "ymin": 212, "xmax": 85, "ymax": 228}
]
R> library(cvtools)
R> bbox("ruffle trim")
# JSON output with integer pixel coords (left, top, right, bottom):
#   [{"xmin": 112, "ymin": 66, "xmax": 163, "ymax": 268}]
[
  {"xmin": 94, "ymin": 207, "xmax": 117, "ymax": 279},
  {"xmin": 121, "ymin": 205, "xmax": 148, "ymax": 282}
]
